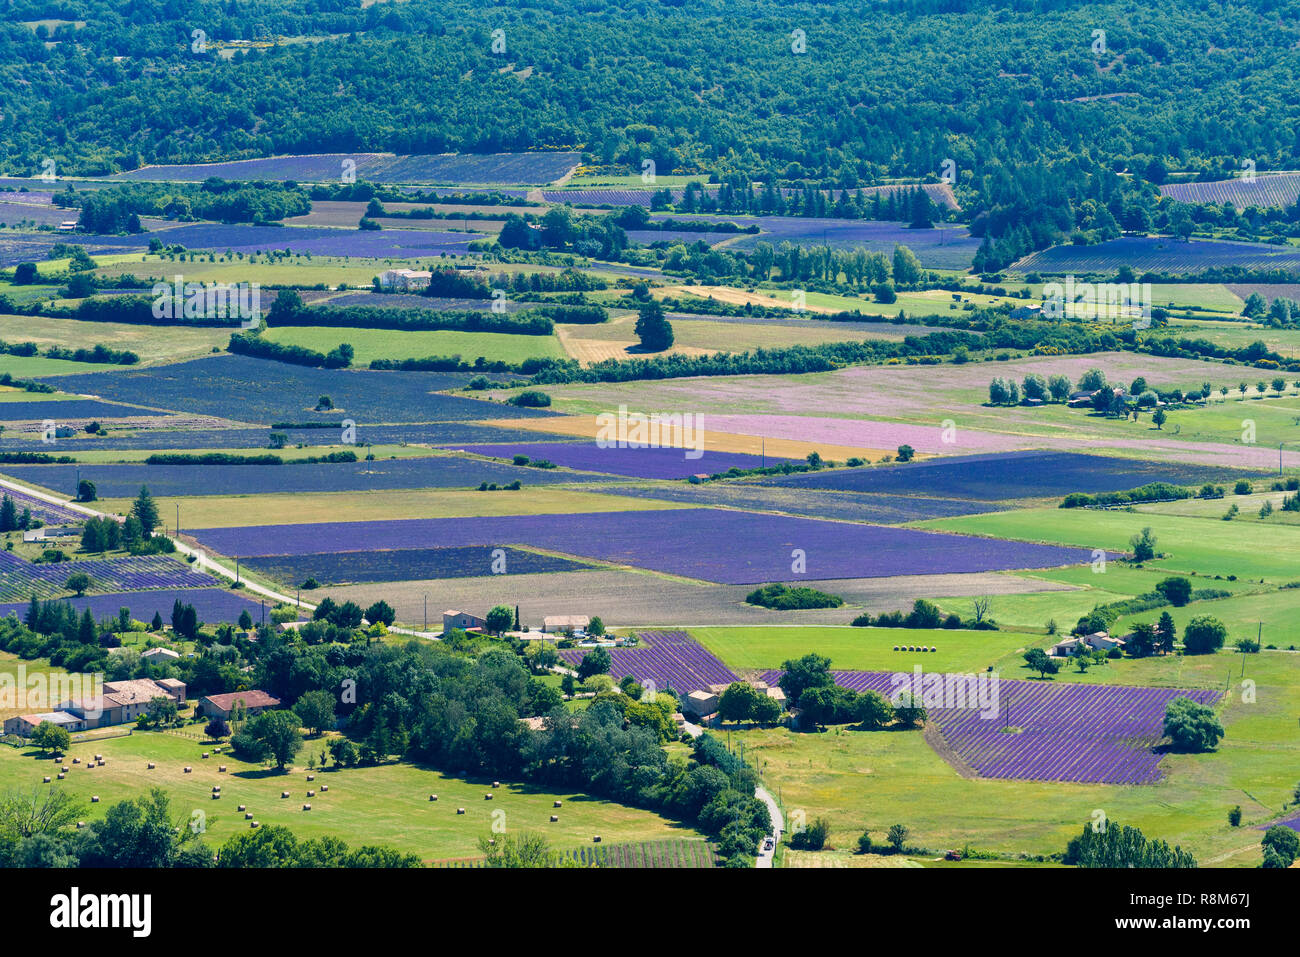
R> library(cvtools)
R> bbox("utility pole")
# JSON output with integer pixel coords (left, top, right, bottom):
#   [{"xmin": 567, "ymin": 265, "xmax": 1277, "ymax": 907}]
[
  {"xmin": 423, "ymin": 594, "xmax": 428, "ymax": 631},
  {"xmin": 175, "ymin": 503, "xmax": 180, "ymax": 536}
]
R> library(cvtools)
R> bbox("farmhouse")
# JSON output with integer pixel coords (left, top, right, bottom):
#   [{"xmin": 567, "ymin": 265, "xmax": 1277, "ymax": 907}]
[
  {"xmin": 140, "ymin": 647, "xmax": 180, "ymax": 664},
  {"xmin": 683, "ymin": 689, "xmax": 720, "ymax": 717},
  {"xmin": 443, "ymin": 610, "xmax": 486, "ymax": 633},
  {"xmin": 57, "ymin": 678, "xmax": 186, "ymax": 729},
  {"xmin": 1050, "ymin": 632, "xmax": 1124, "ymax": 657},
  {"xmin": 197, "ymin": 690, "xmax": 281, "ymax": 720},
  {"xmin": 378, "ymin": 268, "xmax": 433, "ymax": 292},
  {"xmin": 543, "ymin": 615, "xmax": 590, "ymax": 634},
  {"xmin": 3, "ymin": 710, "xmax": 88, "ymax": 737}
]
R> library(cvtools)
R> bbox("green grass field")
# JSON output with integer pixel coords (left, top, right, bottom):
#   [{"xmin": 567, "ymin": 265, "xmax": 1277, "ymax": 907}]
[
  {"xmin": 261, "ymin": 325, "xmax": 564, "ymax": 365},
  {"xmin": 918, "ymin": 507, "xmax": 1300, "ymax": 582},
  {"xmin": 0, "ymin": 730, "xmax": 704, "ymax": 860},
  {"xmin": 0, "ymin": 313, "xmax": 229, "ymax": 366},
  {"xmin": 692, "ymin": 625, "xmax": 1040, "ymax": 673}
]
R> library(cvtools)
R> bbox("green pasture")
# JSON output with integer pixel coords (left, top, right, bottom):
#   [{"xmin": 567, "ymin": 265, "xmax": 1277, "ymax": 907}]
[
  {"xmin": 261, "ymin": 325, "xmax": 564, "ymax": 365},
  {"xmin": 94, "ymin": 254, "xmax": 451, "ymax": 288},
  {"xmin": 918, "ymin": 506, "xmax": 1300, "ymax": 582},
  {"xmin": 0, "ymin": 730, "xmax": 704, "ymax": 860},
  {"xmin": 692, "ymin": 625, "xmax": 1041, "ymax": 674},
  {"xmin": 0, "ymin": 313, "xmax": 230, "ymax": 366}
]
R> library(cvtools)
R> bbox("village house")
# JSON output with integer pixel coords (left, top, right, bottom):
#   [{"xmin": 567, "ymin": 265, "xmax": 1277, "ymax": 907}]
[
  {"xmin": 196, "ymin": 690, "xmax": 281, "ymax": 721},
  {"xmin": 3, "ymin": 710, "xmax": 88, "ymax": 737},
  {"xmin": 378, "ymin": 268, "xmax": 432, "ymax": 292},
  {"xmin": 542, "ymin": 615, "xmax": 590, "ymax": 634},
  {"xmin": 54, "ymin": 678, "xmax": 186, "ymax": 730},
  {"xmin": 140, "ymin": 647, "xmax": 180, "ymax": 664},
  {"xmin": 443, "ymin": 610, "xmax": 487, "ymax": 633}
]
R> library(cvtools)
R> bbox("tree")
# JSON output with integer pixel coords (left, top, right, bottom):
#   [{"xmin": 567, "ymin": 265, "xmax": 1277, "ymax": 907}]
[
  {"xmin": 479, "ymin": 831, "xmax": 570, "ymax": 868},
  {"xmin": 204, "ymin": 716, "xmax": 230, "ymax": 741},
  {"xmin": 576, "ymin": 646, "xmax": 611, "ymax": 680},
  {"xmin": 1163, "ymin": 696, "xmax": 1225, "ymax": 752},
  {"xmin": 1077, "ymin": 369, "xmax": 1107, "ymax": 392},
  {"xmin": 141, "ymin": 696, "xmax": 178, "ymax": 728},
  {"xmin": 892, "ymin": 244, "xmax": 922, "ymax": 285},
  {"xmin": 150, "ymin": 610, "xmax": 163, "ymax": 631},
  {"xmin": 1261, "ymin": 826, "xmax": 1299, "ymax": 868},
  {"xmin": 1128, "ymin": 527, "xmax": 1157, "ymax": 563},
  {"xmin": 328, "ymin": 737, "xmax": 359, "ymax": 768},
  {"xmin": 1126, "ymin": 622, "xmax": 1157, "ymax": 658},
  {"xmin": 1023, "ymin": 647, "xmax": 1059, "ymax": 679},
  {"xmin": 1154, "ymin": 576, "xmax": 1192, "ymax": 606},
  {"xmin": 364, "ymin": 600, "xmax": 396, "ymax": 626},
  {"xmin": 12, "ymin": 262, "xmax": 38, "ymax": 285},
  {"xmin": 0, "ymin": 496, "xmax": 16, "ymax": 533},
  {"xmin": 1182, "ymin": 615, "xmax": 1227, "ymax": 655},
  {"xmin": 634, "ymin": 299, "xmax": 674, "ymax": 352},
  {"xmin": 896, "ymin": 444, "xmax": 915, "ymax": 462},
  {"xmin": 30, "ymin": 721, "xmax": 70, "ymax": 755},
  {"xmin": 853, "ymin": 690, "xmax": 894, "ymax": 729},
  {"xmin": 1151, "ymin": 408, "xmax": 1167, "ymax": 429},
  {"xmin": 790, "ymin": 817, "xmax": 830, "ymax": 850},
  {"xmin": 776, "ymin": 653, "xmax": 833, "ymax": 706},
  {"xmin": 893, "ymin": 691, "xmax": 926, "ymax": 727},
  {"xmin": 856, "ymin": 830, "xmax": 873, "ymax": 854},
  {"xmin": 0, "ymin": 787, "xmax": 83, "ymax": 841},
  {"xmin": 131, "ymin": 486, "xmax": 159, "ymax": 535},
  {"xmin": 1047, "ymin": 375, "xmax": 1072, "ymax": 402},
  {"xmin": 1064, "ymin": 820, "xmax": 1196, "ymax": 867},
  {"xmin": 238, "ymin": 609, "xmax": 253, "ymax": 630},
  {"xmin": 76, "ymin": 480, "xmax": 97, "ymax": 503},
  {"xmin": 485, "ymin": 604, "xmax": 513, "ymax": 637},
  {"xmin": 64, "ymin": 572, "xmax": 90, "ymax": 597},
  {"xmin": 293, "ymin": 690, "xmax": 337, "ymax": 737},
  {"xmin": 232, "ymin": 710, "xmax": 303, "ymax": 770},
  {"xmin": 887, "ymin": 824, "xmax": 909, "ymax": 853},
  {"xmin": 587, "ymin": 616, "xmax": 604, "ymax": 636},
  {"xmin": 718, "ymin": 682, "xmax": 763, "ymax": 723}
]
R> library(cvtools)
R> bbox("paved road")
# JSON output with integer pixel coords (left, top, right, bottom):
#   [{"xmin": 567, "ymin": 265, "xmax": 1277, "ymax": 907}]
[{"xmin": 755, "ymin": 785, "xmax": 783, "ymax": 869}]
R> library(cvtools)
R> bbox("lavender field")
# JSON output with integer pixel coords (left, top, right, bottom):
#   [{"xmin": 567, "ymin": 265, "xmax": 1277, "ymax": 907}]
[
  {"xmin": 0, "ymin": 587, "xmax": 271, "ymax": 624},
  {"xmin": 0, "ymin": 486, "xmax": 83, "ymax": 525},
  {"xmin": 448, "ymin": 442, "xmax": 796, "ymax": 479},
  {"xmin": 1159, "ymin": 173, "xmax": 1300, "ymax": 210},
  {"xmin": 1013, "ymin": 236, "xmax": 1300, "ymax": 275},
  {"xmin": 37, "ymin": 355, "xmax": 550, "ymax": 424},
  {"xmin": 756, "ymin": 451, "xmax": 1264, "ymax": 500},
  {"xmin": 756, "ymin": 668, "xmax": 1222, "ymax": 784},
  {"xmin": 558, "ymin": 630, "xmax": 738, "ymax": 692},
  {"xmin": 0, "ymin": 549, "xmax": 217, "ymax": 602},
  {"xmin": 243, "ymin": 545, "xmax": 591, "ymax": 586},
  {"xmin": 189, "ymin": 507, "xmax": 1089, "ymax": 583},
  {"xmin": 111, "ymin": 151, "xmax": 581, "ymax": 185},
  {"xmin": 2, "ymin": 456, "xmax": 609, "ymax": 498}
]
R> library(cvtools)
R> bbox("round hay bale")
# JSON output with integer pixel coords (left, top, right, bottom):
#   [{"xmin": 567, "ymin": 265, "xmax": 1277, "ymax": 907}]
[
  {"xmin": 97, "ymin": 760, "xmax": 105, "ymax": 766},
  {"xmin": 95, "ymin": 754, "xmax": 102, "ymax": 761},
  {"xmin": 456, "ymin": 808, "xmax": 465, "ymax": 815},
  {"xmin": 238, "ymin": 805, "xmax": 246, "ymax": 812},
  {"xmin": 320, "ymin": 785, "xmax": 328, "ymax": 792},
  {"xmin": 593, "ymin": 835, "xmax": 602, "ymax": 843},
  {"xmin": 306, "ymin": 774, "xmax": 314, "ymax": 782},
  {"xmin": 893, "ymin": 646, "xmax": 899, "ymax": 651},
  {"xmin": 307, "ymin": 790, "xmax": 315, "ymax": 797},
  {"xmin": 72, "ymin": 757, "xmax": 80, "ymax": 764},
  {"xmin": 91, "ymin": 795, "xmax": 99, "ymax": 803},
  {"xmin": 212, "ymin": 785, "xmax": 220, "ymax": 792},
  {"xmin": 429, "ymin": 794, "xmax": 438, "ymax": 802},
  {"xmin": 218, "ymin": 765, "xmax": 226, "ymax": 772},
  {"xmin": 211, "ymin": 793, "xmax": 220, "ymax": 800},
  {"xmin": 57, "ymin": 773, "xmax": 64, "ymax": 780},
  {"xmin": 76, "ymin": 821, "xmax": 85, "ymax": 829},
  {"xmin": 931, "ymin": 646, "xmax": 937, "ymax": 653},
  {"xmin": 550, "ymin": 815, "xmax": 558, "ymax": 822},
  {"xmin": 302, "ymin": 803, "xmax": 311, "ymax": 811},
  {"xmin": 281, "ymin": 791, "xmax": 290, "ymax": 798},
  {"xmin": 245, "ymin": 812, "xmax": 253, "ymax": 819},
  {"xmin": 553, "ymin": 800, "xmax": 562, "ymax": 807},
  {"xmin": 202, "ymin": 752, "xmax": 209, "ymax": 759},
  {"xmin": 43, "ymin": 777, "xmax": 50, "ymax": 783},
  {"xmin": 492, "ymin": 781, "xmax": 500, "ymax": 788},
  {"xmin": 183, "ymin": 766, "xmax": 192, "ymax": 773},
  {"xmin": 484, "ymin": 793, "xmax": 493, "ymax": 800},
  {"xmin": 147, "ymin": 762, "xmax": 155, "ymax": 769},
  {"xmin": 61, "ymin": 766, "xmax": 68, "ymax": 773},
  {"xmin": 250, "ymin": 821, "xmax": 259, "ymax": 828}
]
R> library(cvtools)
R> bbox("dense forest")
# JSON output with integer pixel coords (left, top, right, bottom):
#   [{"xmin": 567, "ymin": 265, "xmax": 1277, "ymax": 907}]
[{"xmin": 5, "ymin": 0, "xmax": 1300, "ymax": 260}]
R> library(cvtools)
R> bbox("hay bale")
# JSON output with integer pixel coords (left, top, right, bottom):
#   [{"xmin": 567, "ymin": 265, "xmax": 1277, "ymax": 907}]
[
  {"xmin": 307, "ymin": 790, "xmax": 315, "ymax": 797},
  {"xmin": 245, "ymin": 812, "xmax": 253, "ymax": 819},
  {"xmin": 95, "ymin": 754, "xmax": 102, "ymax": 761},
  {"xmin": 147, "ymin": 762, "xmax": 155, "ymax": 769},
  {"xmin": 183, "ymin": 766, "xmax": 192, "ymax": 773},
  {"xmin": 593, "ymin": 835, "xmax": 601, "ymax": 843},
  {"xmin": 212, "ymin": 785, "xmax": 220, "ymax": 792},
  {"xmin": 931, "ymin": 646, "xmax": 937, "ymax": 653},
  {"xmin": 484, "ymin": 793, "xmax": 493, "ymax": 800},
  {"xmin": 218, "ymin": 765, "xmax": 226, "ymax": 772},
  {"xmin": 76, "ymin": 822, "xmax": 85, "ymax": 829},
  {"xmin": 492, "ymin": 781, "xmax": 500, "ymax": 788},
  {"xmin": 550, "ymin": 815, "xmax": 558, "ymax": 822},
  {"xmin": 281, "ymin": 791, "xmax": 290, "ymax": 798},
  {"xmin": 72, "ymin": 757, "xmax": 80, "ymax": 764},
  {"xmin": 91, "ymin": 795, "xmax": 99, "ymax": 803},
  {"xmin": 553, "ymin": 800, "xmax": 562, "ymax": 807},
  {"xmin": 61, "ymin": 766, "xmax": 68, "ymax": 773},
  {"xmin": 320, "ymin": 785, "xmax": 328, "ymax": 792},
  {"xmin": 56, "ymin": 773, "xmax": 64, "ymax": 780},
  {"xmin": 429, "ymin": 794, "xmax": 438, "ymax": 802},
  {"xmin": 211, "ymin": 793, "xmax": 220, "ymax": 800},
  {"xmin": 43, "ymin": 777, "xmax": 50, "ymax": 783},
  {"xmin": 456, "ymin": 808, "xmax": 465, "ymax": 815},
  {"xmin": 306, "ymin": 774, "xmax": 314, "ymax": 782},
  {"xmin": 202, "ymin": 752, "xmax": 209, "ymax": 759},
  {"xmin": 302, "ymin": 803, "xmax": 311, "ymax": 811},
  {"xmin": 97, "ymin": 760, "xmax": 105, "ymax": 766},
  {"xmin": 238, "ymin": 805, "xmax": 246, "ymax": 812},
  {"xmin": 250, "ymin": 821, "xmax": 259, "ymax": 828}
]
